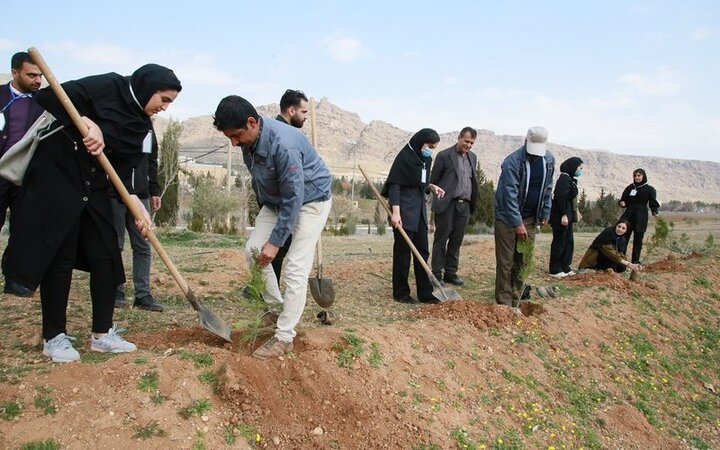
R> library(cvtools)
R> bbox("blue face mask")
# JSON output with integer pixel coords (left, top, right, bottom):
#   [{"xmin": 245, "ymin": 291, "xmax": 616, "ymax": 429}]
[
  {"xmin": 575, "ymin": 168, "xmax": 583, "ymax": 177},
  {"xmin": 421, "ymin": 147, "xmax": 433, "ymax": 158}
]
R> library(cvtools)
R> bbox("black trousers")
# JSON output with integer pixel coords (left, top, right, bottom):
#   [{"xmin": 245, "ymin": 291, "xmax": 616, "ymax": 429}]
[
  {"xmin": 549, "ymin": 223, "xmax": 574, "ymax": 274},
  {"xmin": 596, "ymin": 251, "xmax": 627, "ymax": 273},
  {"xmin": 40, "ymin": 210, "xmax": 116, "ymax": 340},
  {"xmin": 392, "ymin": 221, "xmax": 433, "ymax": 300},
  {"xmin": 626, "ymin": 227, "xmax": 645, "ymax": 264},
  {"xmin": 0, "ymin": 178, "xmax": 21, "ymax": 277},
  {"xmin": 431, "ymin": 200, "xmax": 470, "ymax": 277},
  {"xmin": 271, "ymin": 234, "xmax": 292, "ymax": 281}
]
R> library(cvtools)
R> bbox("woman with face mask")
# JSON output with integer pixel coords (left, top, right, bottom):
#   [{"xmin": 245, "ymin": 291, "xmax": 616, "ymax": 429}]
[
  {"xmin": 381, "ymin": 128, "xmax": 445, "ymax": 304},
  {"xmin": 577, "ymin": 219, "xmax": 641, "ymax": 273},
  {"xmin": 618, "ymin": 168, "xmax": 660, "ymax": 265},
  {"xmin": 548, "ymin": 157, "xmax": 584, "ymax": 277},
  {"xmin": 4, "ymin": 64, "xmax": 182, "ymax": 363}
]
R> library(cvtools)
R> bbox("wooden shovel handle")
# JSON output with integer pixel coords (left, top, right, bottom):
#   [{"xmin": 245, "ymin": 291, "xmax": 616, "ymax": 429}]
[
  {"xmin": 309, "ymin": 97, "xmax": 324, "ymax": 275},
  {"xmin": 28, "ymin": 47, "xmax": 194, "ymax": 301}
]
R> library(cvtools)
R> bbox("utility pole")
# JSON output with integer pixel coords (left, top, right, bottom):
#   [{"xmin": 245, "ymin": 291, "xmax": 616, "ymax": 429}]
[
  {"xmin": 226, "ymin": 141, "xmax": 232, "ymax": 192},
  {"xmin": 347, "ymin": 140, "xmax": 357, "ymax": 205}
]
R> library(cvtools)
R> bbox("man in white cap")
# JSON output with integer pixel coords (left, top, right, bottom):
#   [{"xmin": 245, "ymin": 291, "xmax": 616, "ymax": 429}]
[{"xmin": 494, "ymin": 126, "xmax": 555, "ymax": 307}]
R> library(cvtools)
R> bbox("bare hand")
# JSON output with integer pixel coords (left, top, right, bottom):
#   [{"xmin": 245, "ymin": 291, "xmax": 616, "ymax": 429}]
[
  {"xmin": 81, "ymin": 116, "xmax": 105, "ymax": 155},
  {"xmin": 619, "ymin": 201, "xmax": 626, "ymax": 208},
  {"xmin": 150, "ymin": 196, "xmax": 162, "ymax": 212},
  {"xmin": 514, "ymin": 223, "xmax": 528, "ymax": 240},
  {"xmin": 428, "ymin": 222, "xmax": 436, "ymax": 233},
  {"xmin": 561, "ymin": 215, "xmax": 569, "ymax": 226},
  {"xmin": 391, "ymin": 212, "xmax": 402, "ymax": 229},
  {"xmin": 131, "ymin": 195, "xmax": 154, "ymax": 237},
  {"xmin": 257, "ymin": 241, "xmax": 279, "ymax": 267},
  {"xmin": 430, "ymin": 184, "xmax": 445, "ymax": 198}
]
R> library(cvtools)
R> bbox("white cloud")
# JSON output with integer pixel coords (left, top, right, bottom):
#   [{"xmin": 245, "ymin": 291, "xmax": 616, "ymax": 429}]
[
  {"xmin": 689, "ymin": 26, "xmax": 719, "ymax": 41},
  {"xmin": 322, "ymin": 35, "xmax": 366, "ymax": 62},
  {"xmin": 617, "ymin": 66, "xmax": 681, "ymax": 96},
  {"xmin": 0, "ymin": 38, "xmax": 20, "ymax": 51}
]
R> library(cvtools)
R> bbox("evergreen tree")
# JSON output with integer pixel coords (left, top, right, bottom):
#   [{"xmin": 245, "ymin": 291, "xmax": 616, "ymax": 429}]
[
  {"xmin": 469, "ymin": 164, "xmax": 495, "ymax": 227},
  {"xmin": 374, "ymin": 201, "xmax": 387, "ymax": 235},
  {"xmin": 155, "ymin": 119, "xmax": 181, "ymax": 226}
]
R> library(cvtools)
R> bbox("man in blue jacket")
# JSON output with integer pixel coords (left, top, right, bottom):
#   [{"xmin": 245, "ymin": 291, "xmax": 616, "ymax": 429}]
[
  {"xmin": 494, "ymin": 126, "xmax": 555, "ymax": 307},
  {"xmin": 213, "ymin": 95, "xmax": 332, "ymax": 359}
]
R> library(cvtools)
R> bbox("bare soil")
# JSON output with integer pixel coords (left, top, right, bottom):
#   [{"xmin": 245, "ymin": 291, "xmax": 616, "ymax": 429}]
[{"xmin": 1, "ymin": 231, "xmax": 719, "ymax": 449}]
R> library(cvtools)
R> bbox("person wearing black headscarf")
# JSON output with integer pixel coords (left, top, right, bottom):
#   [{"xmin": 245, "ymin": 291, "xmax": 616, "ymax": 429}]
[
  {"xmin": 4, "ymin": 64, "xmax": 181, "ymax": 362},
  {"xmin": 381, "ymin": 128, "xmax": 445, "ymax": 304},
  {"xmin": 578, "ymin": 219, "xmax": 641, "ymax": 273},
  {"xmin": 548, "ymin": 156, "xmax": 584, "ymax": 277},
  {"xmin": 618, "ymin": 168, "xmax": 660, "ymax": 264}
]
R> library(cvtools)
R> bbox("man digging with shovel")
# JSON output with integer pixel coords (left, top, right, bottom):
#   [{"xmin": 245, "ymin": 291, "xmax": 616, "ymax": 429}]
[{"xmin": 213, "ymin": 95, "xmax": 332, "ymax": 360}]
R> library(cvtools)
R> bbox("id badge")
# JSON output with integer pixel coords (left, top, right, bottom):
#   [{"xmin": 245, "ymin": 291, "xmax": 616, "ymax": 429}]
[
  {"xmin": 630, "ymin": 189, "xmax": 637, "ymax": 196},
  {"xmin": 421, "ymin": 168, "xmax": 427, "ymax": 183},
  {"xmin": 0, "ymin": 111, "xmax": 5, "ymax": 131},
  {"xmin": 142, "ymin": 131, "xmax": 153, "ymax": 154}
]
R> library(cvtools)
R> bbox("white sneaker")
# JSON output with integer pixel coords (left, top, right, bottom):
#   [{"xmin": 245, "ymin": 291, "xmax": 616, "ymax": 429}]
[
  {"xmin": 90, "ymin": 327, "xmax": 137, "ymax": 353},
  {"xmin": 565, "ymin": 270, "xmax": 577, "ymax": 276},
  {"xmin": 43, "ymin": 333, "xmax": 80, "ymax": 363},
  {"xmin": 549, "ymin": 272, "xmax": 568, "ymax": 279}
]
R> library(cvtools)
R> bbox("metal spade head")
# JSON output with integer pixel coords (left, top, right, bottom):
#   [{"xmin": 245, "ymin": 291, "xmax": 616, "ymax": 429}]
[
  {"xmin": 186, "ymin": 288, "xmax": 232, "ymax": 342},
  {"xmin": 433, "ymin": 285, "xmax": 462, "ymax": 302},
  {"xmin": 309, "ymin": 276, "xmax": 335, "ymax": 308}
]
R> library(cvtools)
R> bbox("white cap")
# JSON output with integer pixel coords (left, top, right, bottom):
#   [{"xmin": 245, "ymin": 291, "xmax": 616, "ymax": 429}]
[{"xmin": 526, "ymin": 126, "xmax": 548, "ymax": 156}]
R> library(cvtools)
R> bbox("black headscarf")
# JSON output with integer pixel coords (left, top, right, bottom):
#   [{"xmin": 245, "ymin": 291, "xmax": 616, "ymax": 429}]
[
  {"xmin": 381, "ymin": 128, "xmax": 439, "ymax": 196},
  {"xmin": 633, "ymin": 168, "xmax": 648, "ymax": 186},
  {"xmin": 560, "ymin": 157, "xmax": 583, "ymax": 178},
  {"xmin": 37, "ymin": 64, "xmax": 181, "ymax": 155}
]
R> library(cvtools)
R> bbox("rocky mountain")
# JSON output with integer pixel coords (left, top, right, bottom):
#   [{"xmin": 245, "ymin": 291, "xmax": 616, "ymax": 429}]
[
  {"xmin": 3, "ymin": 68, "xmax": 717, "ymax": 203},
  {"xmin": 157, "ymin": 97, "xmax": 720, "ymax": 203}
]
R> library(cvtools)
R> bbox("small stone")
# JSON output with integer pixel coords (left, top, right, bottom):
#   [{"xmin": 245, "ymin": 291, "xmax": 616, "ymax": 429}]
[
  {"xmin": 203, "ymin": 426, "xmax": 209, "ymax": 433},
  {"xmin": 201, "ymin": 415, "xmax": 209, "ymax": 422},
  {"xmin": 311, "ymin": 427, "xmax": 324, "ymax": 435},
  {"xmin": 339, "ymin": 388, "xmax": 346, "ymax": 395},
  {"xmin": 494, "ymin": 406, "xmax": 503, "ymax": 413},
  {"xmin": 272, "ymin": 436, "xmax": 281, "ymax": 445},
  {"xmin": 18, "ymin": 384, "xmax": 26, "ymax": 391},
  {"xmin": 163, "ymin": 348, "xmax": 173, "ymax": 357},
  {"xmin": 109, "ymin": 411, "xmax": 115, "ymax": 416},
  {"xmin": 323, "ymin": 400, "xmax": 330, "ymax": 405},
  {"xmin": 72, "ymin": 388, "xmax": 79, "ymax": 394}
]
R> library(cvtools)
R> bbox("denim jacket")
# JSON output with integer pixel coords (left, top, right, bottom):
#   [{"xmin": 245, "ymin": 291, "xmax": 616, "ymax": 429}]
[
  {"xmin": 242, "ymin": 117, "xmax": 331, "ymax": 246},
  {"xmin": 494, "ymin": 145, "xmax": 555, "ymax": 227}
]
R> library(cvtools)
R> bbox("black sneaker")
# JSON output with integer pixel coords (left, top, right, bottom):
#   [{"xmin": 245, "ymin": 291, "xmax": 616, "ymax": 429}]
[
  {"xmin": 443, "ymin": 274, "xmax": 465, "ymax": 286},
  {"xmin": 114, "ymin": 291, "xmax": 127, "ymax": 309},
  {"xmin": 393, "ymin": 296, "xmax": 416, "ymax": 304},
  {"xmin": 419, "ymin": 295, "xmax": 441, "ymax": 304},
  {"xmin": 3, "ymin": 280, "xmax": 34, "ymax": 297},
  {"xmin": 134, "ymin": 294, "xmax": 163, "ymax": 312}
]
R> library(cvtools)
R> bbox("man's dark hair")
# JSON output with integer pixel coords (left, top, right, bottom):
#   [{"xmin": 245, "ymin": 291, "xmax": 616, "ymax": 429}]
[
  {"xmin": 213, "ymin": 95, "xmax": 260, "ymax": 131},
  {"xmin": 279, "ymin": 89, "xmax": 308, "ymax": 112},
  {"xmin": 459, "ymin": 127, "xmax": 477, "ymax": 139},
  {"xmin": 11, "ymin": 52, "xmax": 33, "ymax": 71}
]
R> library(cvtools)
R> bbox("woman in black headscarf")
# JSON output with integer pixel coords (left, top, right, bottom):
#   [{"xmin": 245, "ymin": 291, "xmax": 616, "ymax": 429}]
[
  {"xmin": 578, "ymin": 219, "xmax": 641, "ymax": 273},
  {"xmin": 548, "ymin": 157, "xmax": 584, "ymax": 277},
  {"xmin": 381, "ymin": 128, "xmax": 445, "ymax": 304},
  {"xmin": 4, "ymin": 64, "xmax": 181, "ymax": 362},
  {"xmin": 618, "ymin": 168, "xmax": 660, "ymax": 264}
]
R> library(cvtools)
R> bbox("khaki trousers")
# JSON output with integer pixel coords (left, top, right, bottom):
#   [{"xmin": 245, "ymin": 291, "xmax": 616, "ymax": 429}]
[{"xmin": 494, "ymin": 217, "xmax": 537, "ymax": 306}]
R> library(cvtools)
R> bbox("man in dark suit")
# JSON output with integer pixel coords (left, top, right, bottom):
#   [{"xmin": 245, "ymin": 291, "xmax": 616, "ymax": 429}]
[
  {"xmin": 430, "ymin": 127, "xmax": 478, "ymax": 286},
  {"xmin": 0, "ymin": 52, "xmax": 44, "ymax": 297}
]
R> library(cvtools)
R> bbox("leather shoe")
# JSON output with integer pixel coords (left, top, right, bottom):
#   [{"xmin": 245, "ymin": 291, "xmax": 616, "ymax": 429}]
[
  {"xmin": 134, "ymin": 294, "xmax": 163, "ymax": 312},
  {"xmin": 443, "ymin": 274, "xmax": 464, "ymax": 286},
  {"xmin": 419, "ymin": 295, "xmax": 441, "ymax": 304},
  {"xmin": 114, "ymin": 291, "xmax": 127, "ymax": 309},
  {"xmin": 394, "ymin": 296, "xmax": 416, "ymax": 304},
  {"xmin": 3, "ymin": 280, "xmax": 34, "ymax": 297}
]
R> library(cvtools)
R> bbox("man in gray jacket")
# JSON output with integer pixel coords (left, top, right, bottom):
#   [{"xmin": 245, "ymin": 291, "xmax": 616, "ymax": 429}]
[
  {"xmin": 213, "ymin": 95, "xmax": 332, "ymax": 360},
  {"xmin": 494, "ymin": 126, "xmax": 555, "ymax": 307}
]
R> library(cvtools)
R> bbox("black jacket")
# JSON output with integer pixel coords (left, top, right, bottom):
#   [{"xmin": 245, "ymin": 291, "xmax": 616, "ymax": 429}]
[
  {"xmin": 429, "ymin": 145, "xmax": 478, "ymax": 215},
  {"xmin": 619, "ymin": 183, "xmax": 659, "ymax": 233}
]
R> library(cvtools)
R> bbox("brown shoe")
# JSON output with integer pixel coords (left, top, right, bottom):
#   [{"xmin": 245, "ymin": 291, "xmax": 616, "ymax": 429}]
[{"xmin": 252, "ymin": 336, "xmax": 293, "ymax": 360}]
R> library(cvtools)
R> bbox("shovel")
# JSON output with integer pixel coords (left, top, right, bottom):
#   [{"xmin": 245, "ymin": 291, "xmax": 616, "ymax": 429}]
[
  {"xmin": 28, "ymin": 47, "xmax": 232, "ymax": 342},
  {"xmin": 358, "ymin": 165, "xmax": 461, "ymax": 302},
  {"xmin": 306, "ymin": 97, "xmax": 335, "ymax": 308}
]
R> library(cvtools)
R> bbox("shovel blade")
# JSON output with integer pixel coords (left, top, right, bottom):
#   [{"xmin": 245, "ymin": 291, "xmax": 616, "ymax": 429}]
[
  {"xmin": 185, "ymin": 287, "xmax": 232, "ymax": 342},
  {"xmin": 433, "ymin": 285, "xmax": 462, "ymax": 302},
  {"xmin": 308, "ymin": 276, "xmax": 335, "ymax": 308}
]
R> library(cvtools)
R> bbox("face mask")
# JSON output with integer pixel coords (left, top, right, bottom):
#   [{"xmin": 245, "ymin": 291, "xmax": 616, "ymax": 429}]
[
  {"xmin": 421, "ymin": 147, "xmax": 433, "ymax": 158},
  {"xmin": 575, "ymin": 169, "xmax": 583, "ymax": 177}
]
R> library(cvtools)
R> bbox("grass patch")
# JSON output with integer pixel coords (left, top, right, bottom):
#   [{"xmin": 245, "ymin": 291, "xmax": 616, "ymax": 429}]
[
  {"xmin": 20, "ymin": 439, "xmax": 61, "ymax": 450},
  {"xmin": 450, "ymin": 427, "xmax": 478, "ymax": 449},
  {"xmin": 79, "ymin": 352, "xmax": 115, "ymax": 364},
  {"xmin": 133, "ymin": 420, "xmax": 167, "ymax": 439},
  {"xmin": 223, "ymin": 422, "xmax": 260, "ymax": 446},
  {"xmin": 157, "ymin": 229, "xmax": 246, "ymax": 248},
  {"xmin": 1, "ymin": 400, "xmax": 22, "ymax": 421},
  {"xmin": 151, "ymin": 393, "xmax": 168, "ymax": 405},
  {"xmin": 179, "ymin": 398, "xmax": 212, "ymax": 419},
  {"xmin": 137, "ymin": 371, "xmax": 160, "ymax": 392},
  {"xmin": 368, "ymin": 342, "xmax": 383, "ymax": 368},
  {"xmin": 179, "ymin": 350, "xmax": 214, "ymax": 368},
  {"xmin": 199, "ymin": 369, "xmax": 220, "ymax": 393},
  {"xmin": 336, "ymin": 329, "xmax": 365, "ymax": 368},
  {"xmin": 34, "ymin": 387, "xmax": 56, "ymax": 415}
]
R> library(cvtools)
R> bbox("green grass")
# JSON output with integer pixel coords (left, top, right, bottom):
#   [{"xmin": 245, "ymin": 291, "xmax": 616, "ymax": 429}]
[
  {"xmin": 368, "ymin": 342, "xmax": 383, "ymax": 368},
  {"xmin": 34, "ymin": 387, "xmax": 56, "ymax": 415},
  {"xmin": 133, "ymin": 420, "xmax": 167, "ymax": 439},
  {"xmin": 199, "ymin": 369, "xmax": 220, "ymax": 393},
  {"xmin": 179, "ymin": 350, "xmax": 214, "ymax": 368},
  {"xmin": 137, "ymin": 370, "xmax": 160, "ymax": 392},
  {"xmin": 157, "ymin": 229, "xmax": 246, "ymax": 248},
  {"xmin": 20, "ymin": 439, "xmax": 61, "ymax": 450},
  {"xmin": 223, "ymin": 422, "xmax": 260, "ymax": 446},
  {"xmin": 151, "ymin": 393, "xmax": 168, "ymax": 405},
  {"xmin": 179, "ymin": 398, "xmax": 212, "ymax": 419},
  {"xmin": 450, "ymin": 427, "xmax": 478, "ymax": 449},
  {"xmin": 1, "ymin": 400, "xmax": 22, "ymax": 421},
  {"xmin": 336, "ymin": 329, "xmax": 365, "ymax": 368}
]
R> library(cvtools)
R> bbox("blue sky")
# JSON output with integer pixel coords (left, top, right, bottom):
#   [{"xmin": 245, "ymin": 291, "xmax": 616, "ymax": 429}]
[{"xmin": 2, "ymin": 1, "xmax": 719, "ymax": 162}]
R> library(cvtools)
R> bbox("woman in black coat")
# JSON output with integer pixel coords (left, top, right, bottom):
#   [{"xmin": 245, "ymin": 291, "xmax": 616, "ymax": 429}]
[
  {"xmin": 548, "ymin": 157, "xmax": 583, "ymax": 277},
  {"xmin": 578, "ymin": 219, "xmax": 641, "ymax": 273},
  {"xmin": 619, "ymin": 168, "xmax": 660, "ymax": 264},
  {"xmin": 4, "ymin": 64, "xmax": 181, "ymax": 362},
  {"xmin": 381, "ymin": 129, "xmax": 445, "ymax": 304}
]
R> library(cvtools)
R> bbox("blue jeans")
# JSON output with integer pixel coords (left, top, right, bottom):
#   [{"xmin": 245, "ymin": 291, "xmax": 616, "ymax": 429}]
[{"xmin": 111, "ymin": 197, "xmax": 152, "ymax": 299}]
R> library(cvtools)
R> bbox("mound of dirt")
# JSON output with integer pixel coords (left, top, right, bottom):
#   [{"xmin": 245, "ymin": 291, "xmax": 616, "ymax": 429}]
[
  {"xmin": 416, "ymin": 300, "xmax": 539, "ymax": 330},
  {"xmin": 643, "ymin": 255, "xmax": 685, "ymax": 273}
]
